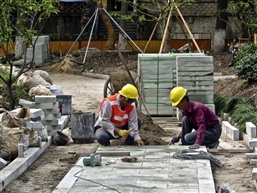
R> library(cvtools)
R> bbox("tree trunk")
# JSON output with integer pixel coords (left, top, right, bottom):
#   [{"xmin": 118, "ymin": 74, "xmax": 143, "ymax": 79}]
[
  {"xmin": 118, "ymin": 1, "xmax": 128, "ymax": 50},
  {"xmin": 213, "ymin": 0, "xmax": 228, "ymax": 52},
  {"xmin": 98, "ymin": 1, "xmax": 115, "ymax": 50},
  {"xmin": 15, "ymin": 9, "xmax": 25, "ymax": 59}
]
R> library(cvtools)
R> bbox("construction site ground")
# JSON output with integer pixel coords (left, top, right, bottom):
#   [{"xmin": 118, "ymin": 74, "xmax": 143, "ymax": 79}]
[{"xmin": 1, "ymin": 51, "xmax": 257, "ymax": 193}]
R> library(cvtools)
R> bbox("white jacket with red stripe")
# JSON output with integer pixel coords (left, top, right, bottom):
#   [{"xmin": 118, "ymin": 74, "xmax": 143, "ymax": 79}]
[{"xmin": 94, "ymin": 94, "xmax": 141, "ymax": 141}]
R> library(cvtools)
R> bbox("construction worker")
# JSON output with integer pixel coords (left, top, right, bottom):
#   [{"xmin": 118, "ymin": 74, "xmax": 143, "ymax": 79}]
[
  {"xmin": 169, "ymin": 86, "xmax": 221, "ymax": 149},
  {"xmin": 94, "ymin": 84, "xmax": 144, "ymax": 146}
]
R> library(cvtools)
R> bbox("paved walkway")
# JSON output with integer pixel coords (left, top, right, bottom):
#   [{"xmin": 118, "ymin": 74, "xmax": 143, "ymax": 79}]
[{"xmin": 53, "ymin": 145, "xmax": 216, "ymax": 193}]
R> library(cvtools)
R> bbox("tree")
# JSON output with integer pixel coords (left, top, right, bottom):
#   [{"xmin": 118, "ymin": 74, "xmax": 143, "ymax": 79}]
[
  {"xmin": 218, "ymin": 0, "xmax": 257, "ymax": 41},
  {"xmin": 0, "ymin": 0, "xmax": 59, "ymax": 110},
  {"xmin": 229, "ymin": 0, "xmax": 257, "ymax": 39},
  {"xmin": 97, "ymin": 0, "xmax": 116, "ymax": 50},
  {"xmin": 214, "ymin": 0, "xmax": 228, "ymax": 52}
]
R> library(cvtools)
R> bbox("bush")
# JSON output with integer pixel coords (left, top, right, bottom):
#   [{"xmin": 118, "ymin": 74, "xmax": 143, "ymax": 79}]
[
  {"xmin": 214, "ymin": 94, "xmax": 257, "ymax": 133},
  {"xmin": 236, "ymin": 54, "xmax": 257, "ymax": 82},
  {"xmin": 235, "ymin": 43, "xmax": 257, "ymax": 63},
  {"xmin": 235, "ymin": 43, "xmax": 257, "ymax": 82}
]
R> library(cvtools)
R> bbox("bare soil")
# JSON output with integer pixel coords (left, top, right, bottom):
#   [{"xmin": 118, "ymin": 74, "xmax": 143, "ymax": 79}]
[{"xmin": 2, "ymin": 49, "xmax": 257, "ymax": 193}]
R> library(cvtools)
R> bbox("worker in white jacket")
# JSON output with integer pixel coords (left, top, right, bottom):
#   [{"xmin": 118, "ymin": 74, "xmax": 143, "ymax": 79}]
[{"xmin": 94, "ymin": 84, "xmax": 144, "ymax": 146}]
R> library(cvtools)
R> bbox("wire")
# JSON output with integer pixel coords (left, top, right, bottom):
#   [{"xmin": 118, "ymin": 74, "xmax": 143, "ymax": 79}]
[
  {"xmin": 72, "ymin": 164, "xmax": 122, "ymax": 193},
  {"xmin": 172, "ymin": 149, "xmax": 222, "ymax": 167}
]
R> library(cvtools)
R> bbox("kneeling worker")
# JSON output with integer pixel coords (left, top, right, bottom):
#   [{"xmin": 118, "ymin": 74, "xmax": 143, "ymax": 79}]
[
  {"xmin": 94, "ymin": 84, "xmax": 144, "ymax": 146},
  {"xmin": 169, "ymin": 86, "xmax": 221, "ymax": 149}
]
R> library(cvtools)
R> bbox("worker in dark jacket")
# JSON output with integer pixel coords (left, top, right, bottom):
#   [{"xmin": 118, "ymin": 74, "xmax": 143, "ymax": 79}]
[{"xmin": 169, "ymin": 86, "xmax": 221, "ymax": 149}]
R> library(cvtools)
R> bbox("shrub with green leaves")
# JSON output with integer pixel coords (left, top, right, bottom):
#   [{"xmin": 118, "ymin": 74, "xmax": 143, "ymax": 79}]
[
  {"xmin": 234, "ymin": 43, "xmax": 257, "ymax": 82},
  {"xmin": 235, "ymin": 43, "xmax": 257, "ymax": 63},
  {"xmin": 235, "ymin": 54, "xmax": 257, "ymax": 82}
]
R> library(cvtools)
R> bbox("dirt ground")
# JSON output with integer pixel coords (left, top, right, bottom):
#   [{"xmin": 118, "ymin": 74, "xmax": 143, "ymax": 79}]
[{"xmin": 2, "ymin": 49, "xmax": 257, "ymax": 193}]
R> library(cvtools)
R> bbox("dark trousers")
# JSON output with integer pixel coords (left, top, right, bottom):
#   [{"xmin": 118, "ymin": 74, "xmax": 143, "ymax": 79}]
[
  {"xmin": 94, "ymin": 119, "xmax": 141, "ymax": 146},
  {"xmin": 181, "ymin": 116, "xmax": 222, "ymax": 147}
]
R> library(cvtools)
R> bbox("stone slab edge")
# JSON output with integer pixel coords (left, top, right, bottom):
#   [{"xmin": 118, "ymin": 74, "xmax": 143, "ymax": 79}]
[
  {"xmin": 52, "ymin": 157, "xmax": 84, "ymax": 193},
  {"xmin": 0, "ymin": 136, "xmax": 52, "ymax": 191}
]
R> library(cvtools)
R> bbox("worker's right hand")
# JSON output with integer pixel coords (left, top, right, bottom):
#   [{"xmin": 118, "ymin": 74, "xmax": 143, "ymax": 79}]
[
  {"xmin": 170, "ymin": 135, "xmax": 180, "ymax": 144},
  {"xmin": 118, "ymin": 130, "xmax": 129, "ymax": 137}
]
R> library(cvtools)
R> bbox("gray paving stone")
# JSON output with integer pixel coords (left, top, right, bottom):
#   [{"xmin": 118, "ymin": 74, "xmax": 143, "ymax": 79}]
[{"xmin": 52, "ymin": 146, "xmax": 216, "ymax": 193}]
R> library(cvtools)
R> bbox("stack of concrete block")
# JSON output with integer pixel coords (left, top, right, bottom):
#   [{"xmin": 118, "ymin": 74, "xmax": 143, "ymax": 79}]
[
  {"xmin": 11, "ymin": 108, "xmax": 47, "ymax": 141},
  {"xmin": 26, "ymin": 36, "xmax": 50, "ymax": 66},
  {"xmin": 19, "ymin": 95, "xmax": 69, "ymax": 136}
]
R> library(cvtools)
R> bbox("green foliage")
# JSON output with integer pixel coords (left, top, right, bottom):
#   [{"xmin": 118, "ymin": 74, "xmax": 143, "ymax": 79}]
[
  {"xmin": 213, "ymin": 93, "xmax": 228, "ymax": 116},
  {"xmin": 235, "ymin": 54, "xmax": 257, "ymax": 82},
  {"xmin": 0, "ymin": 0, "xmax": 60, "ymax": 110},
  {"xmin": 235, "ymin": 43, "xmax": 257, "ymax": 63},
  {"xmin": 0, "ymin": 0, "xmax": 60, "ymax": 44},
  {"xmin": 230, "ymin": 103, "xmax": 257, "ymax": 133},
  {"xmin": 228, "ymin": 1, "xmax": 257, "ymax": 38},
  {"xmin": 234, "ymin": 44, "xmax": 257, "ymax": 82},
  {"xmin": 222, "ymin": 97, "xmax": 241, "ymax": 113},
  {"xmin": 214, "ymin": 93, "xmax": 257, "ymax": 134}
]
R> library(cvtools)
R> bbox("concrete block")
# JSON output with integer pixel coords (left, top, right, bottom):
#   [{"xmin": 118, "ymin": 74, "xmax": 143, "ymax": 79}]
[
  {"xmin": 43, "ymin": 108, "xmax": 60, "ymax": 115},
  {"xmin": 46, "ymin": 116, "xmax": 69, "ymax": 131},
  {"xmin": 36, "ymin": 127, "xmax": 48, "ymax": 141},
  {"xmin": 46, "ymin": 125, "xmax": 61, "ymax": 131},
  {"xmin": 246, "ymin": 122, "xmax": 257, "ymax": 138},
  {"xmin": 19, "ymin": 99, "xmax": 36, "ymax": 108},
  {"xmin": 35, "ymin": 95, "xmax": 57, "ymax": 103},
  {"xmin": 0, "ymin": 158, "xmax": 8, "ymax": 169},
  {"xmin": 29, "ymin": 108, "xmax": 45, "ymax": 120},
  {"xmin": 42, "ymin": 119, "xmax": 58, "ymax": 126},
  {"xmin": 47, "ymin": 128, "xmax": 59, "ymax": 136},
  {"xmin": 58, "ymin": 115, "xmax": 69, "ymax": 130},
  {"xmin": 34, "ymin": 102, "xmax": 59, "ymax": 109},
  {"xmin": 243, "ymin": 133, "xmax": 254, "ymax": 150},
  {"xmin": 43, "ymin": 113, "xmax": 62, "ymax": 121},
  {"xmin": 222, "ymin": 121, "xmax": 240, "ymax": 141},
  {"xmin": 246, "ymin": 153, "xmax": 257, "ymax": 159},
  {"xmin": 252, "ymin": 168, "xmax": 257, "ymax": 179},
  {"xmin": 249, "ymin": 139, "xmax": 257, "ymax": 148},
  {"xmin": 30, "ymin": 121, "xmax": 44, "ymax": 130},
  {"xmin": 250, "ymin": 159, "xmax": 257, "ymax": 165},
  {"xmin": 11, "ymin": 108, "xmax": 45, "ymax": 121}
]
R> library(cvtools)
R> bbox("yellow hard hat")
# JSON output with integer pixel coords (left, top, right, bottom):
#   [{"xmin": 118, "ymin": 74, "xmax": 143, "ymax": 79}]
[
  {"xmin": 119, "ymin": 84, "xmax": 138, "ymax": 99},
  {"xmin": 170, "ymin": 86, "xmax": 187, "ymax": 106}
]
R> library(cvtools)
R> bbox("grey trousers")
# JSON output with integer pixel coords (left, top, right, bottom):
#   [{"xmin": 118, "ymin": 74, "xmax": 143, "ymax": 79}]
[
  {"xmin": 181, "ymin": 116, "xmax": 222, "ymax": 146},
  {"xmin": 94, "ymin": 119, "xmax": 141, "ymax": 146}
]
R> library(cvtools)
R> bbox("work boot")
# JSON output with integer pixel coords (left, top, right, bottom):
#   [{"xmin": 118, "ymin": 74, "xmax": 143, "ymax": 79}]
[{"xmin": 207, "ymin": 141, "xmax": 220, "ymax": 149}]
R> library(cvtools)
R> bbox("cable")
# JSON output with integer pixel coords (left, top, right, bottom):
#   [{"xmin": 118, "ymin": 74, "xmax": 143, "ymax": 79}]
[
  {"xmin": 172, "ymin": 149, "xmax": 222, "ymax": 167},
  {"xmin": 72, "ymin": 164, "xmax": 122, "ymax": 193}
]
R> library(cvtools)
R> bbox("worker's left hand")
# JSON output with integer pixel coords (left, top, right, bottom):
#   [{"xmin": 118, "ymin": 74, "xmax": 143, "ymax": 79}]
[
  {"xmin": 189, "ymin": 144, "xmax": 200, "ymax": 149},
  {"xmin": 135, "ymin": 140, "xmax": 144, "ymax": 146}
]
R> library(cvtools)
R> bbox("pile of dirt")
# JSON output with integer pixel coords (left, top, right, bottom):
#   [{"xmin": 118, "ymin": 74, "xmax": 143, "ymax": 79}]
[
  {"xmin": 42, "ymin": 48, "xmax": 138, "ymax": 76},
  {"xmin": 111, "ymin": 111, "xmax": 170, "ymax": 146}
]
